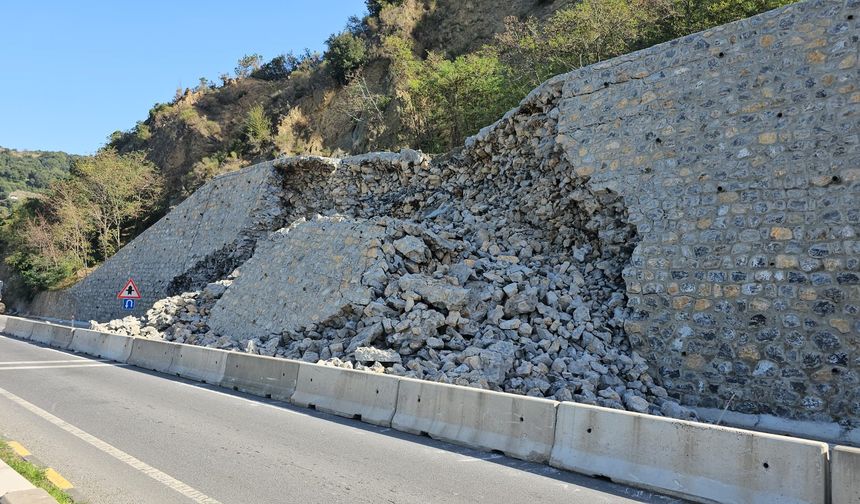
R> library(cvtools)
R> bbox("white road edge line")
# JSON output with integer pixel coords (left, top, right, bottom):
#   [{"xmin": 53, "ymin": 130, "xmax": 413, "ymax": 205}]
[
  {"xmin": 0, "ymin": 335, "xmax": 85, "ymax": 357},
  {"xmin": 0, "ymin": 363, "xmax": 124, "ymax": 371},
  {"xmin": 0, "ymin": 384, "xmax": 223, "ymax": 504},
  {"xmin": 0, "ymin": 359, "xmax": 109, "ymax": 365}
]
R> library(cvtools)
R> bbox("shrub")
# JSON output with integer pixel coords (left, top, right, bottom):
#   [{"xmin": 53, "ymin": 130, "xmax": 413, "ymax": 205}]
[
  {"xmin": 415, "ymin": 51, "xmax": 519, "ymax": 151},
  {"xmin": 5, "ymin": 251, "xmax": 76, "ymax": 292},
  {"xmin": 244, "ymin": 104, "xmax": 272, "ymax": 152}
]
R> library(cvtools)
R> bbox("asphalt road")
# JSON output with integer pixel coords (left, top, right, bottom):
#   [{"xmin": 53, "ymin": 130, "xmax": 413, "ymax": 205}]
[{"xmin": 0, "ymin": 334, "xmax": 685, "ymax": 504}]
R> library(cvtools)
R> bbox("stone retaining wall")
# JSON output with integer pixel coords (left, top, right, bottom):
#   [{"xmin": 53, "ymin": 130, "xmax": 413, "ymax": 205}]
[
  {"xmin": 545, "ymin": 0, "xmax": 858, "ymax": 421},
  {"xmin": 30, "ymin": 162, "xmax": 284, "ymax": 321}
]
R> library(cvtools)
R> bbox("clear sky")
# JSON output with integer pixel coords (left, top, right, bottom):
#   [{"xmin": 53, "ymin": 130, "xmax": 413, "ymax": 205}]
[{"xmin": 0, "ymin": 0, "xmax": 366, "ymax": 154}]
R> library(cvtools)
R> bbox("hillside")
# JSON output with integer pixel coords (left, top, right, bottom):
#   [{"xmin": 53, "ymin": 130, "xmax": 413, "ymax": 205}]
[{"xmin": 0, "ymin": 147, "xmax": 74, "ymax": 202}]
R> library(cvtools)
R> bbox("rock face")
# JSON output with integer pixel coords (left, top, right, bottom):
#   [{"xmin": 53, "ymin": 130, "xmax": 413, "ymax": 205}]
[{"xmin": 87, "ymin": 0, "xmax": 858, "ymax": 427}]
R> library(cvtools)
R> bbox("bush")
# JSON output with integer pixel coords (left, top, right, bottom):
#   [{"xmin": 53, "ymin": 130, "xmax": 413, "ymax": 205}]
[
  {"xmin": 324, "ymin": 32, "xmax": 368, "ymax": 84},
  {"xmin": 244, "ymin": 104, "xmax": 272, "ymax": 152},
  {"xmin": 493, "ymin": 0, "xmax": 794, "ymax": 91},
  {"xmin": 5, "ymin": 251, "xmax": 76, "ymax": 292}
]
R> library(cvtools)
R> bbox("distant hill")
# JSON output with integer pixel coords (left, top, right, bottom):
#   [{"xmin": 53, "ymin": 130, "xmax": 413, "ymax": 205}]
[{"xmin": 0, "ymin": 147, "xmax": 75, "ymax": 200}]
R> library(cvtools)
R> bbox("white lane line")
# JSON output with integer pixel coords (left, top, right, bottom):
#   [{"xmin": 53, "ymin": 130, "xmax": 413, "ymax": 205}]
[
  {"xmin": 0, "ymin": 385, "xmax": 223, "ymax": 504},
  {"xmin": 0, "ymin": 335, "xmax": 83, "ymax": 357},
  {"xmin": 169, "ymin": 380, "xmax": 305, "ymax": 417},
  {"xmin": 457, "ymin": 453, "xmax": 506, "ymax": 463},
  {"xmin": 0, "ymin": 363, "xmax": 123, "ymax": 371},
  {"xmin": 0, "ymin": 359, "xmax": 106, "ymax": 365}
]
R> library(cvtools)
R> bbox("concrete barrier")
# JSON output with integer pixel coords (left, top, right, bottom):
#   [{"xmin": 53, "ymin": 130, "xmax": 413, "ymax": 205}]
[
  {"xmin": 127, "ymin": 339, "xmax": 180, "ymax": 374},
  {"xmin": 2, "ymin": 316, "xmax": 36, "ymax": 340},
  {"xmin": 68, "ymin": 329, "xmax": 134, "ymax": 362},
  {"xmin": 832, "ymin": 445, "xmax": 860, "ymax": 504},
  {"xmin": 169, "ymin": 345, "xmax": 228, "ymax": 384},
  {"xmin": 549, "ymin": 402, "xmax": 828, "ymax": 504},
  {"xmin": 221, "ymin": 352, "xmax": 300, "ymax": 402},
  {"xmin": 291, "ymin": 363, "xmax": 399, "ymax": 426},
  {"xmin": 393, "ymin": 378, "xmax": 558, "ymax": 463},
  {"xmin": 29, "ymin": 321, "xmax": 73, "ymax": 349},
  {"xmin": 0, "ymin": 315, "xmax": 8, "ymax": 333}
]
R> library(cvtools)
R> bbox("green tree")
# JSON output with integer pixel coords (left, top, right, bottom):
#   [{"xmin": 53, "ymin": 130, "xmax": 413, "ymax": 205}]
[
  {"xmin": 366, "ymin": 0, "xmax": 404, "ymax": 17},
  {"xmin": 416, "ymin": 52, "xmax": 518, "ymax": 151},
  {"xmin": 492, "ymin": 0, "xmax": 793, "ymax": 92},
  {"xmin": 383, "ymin": 35, "xmax": 518, "ymax": 151},
  {"xmin": 324, "ymin": 31, "xmax": 368, "ymax": 84},
  {"xmin": 252, "ymin": 54, "xmax": 299, "ymax": 80},
  {"xmin": 668, "ymin": 0, "xmax": 791, "ymax": 34},
  {"xmin": 70, "ymin": 149, "xmax": 163, "ymax": 259}
]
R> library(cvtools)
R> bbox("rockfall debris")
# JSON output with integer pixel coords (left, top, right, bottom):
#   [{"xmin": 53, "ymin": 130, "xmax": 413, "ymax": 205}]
[{"xmin": 94, "ymin": 85, "xmax": 695, "ymax": 420}]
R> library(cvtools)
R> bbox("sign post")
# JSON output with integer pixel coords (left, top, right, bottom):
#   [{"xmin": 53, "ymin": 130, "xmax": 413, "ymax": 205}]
[{"xmin": 117, "ymin": 278, "xmax": 142, "ymax": 310}]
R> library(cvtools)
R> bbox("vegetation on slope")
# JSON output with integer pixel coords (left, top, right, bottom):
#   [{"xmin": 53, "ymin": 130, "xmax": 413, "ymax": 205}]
[
  {"xmin": 2, "ymin": 0, "xmax": 793, "ymax": 296},
  {"xmin": 1, "ymin": 150, "xmax": 163, "ymax": 292}
]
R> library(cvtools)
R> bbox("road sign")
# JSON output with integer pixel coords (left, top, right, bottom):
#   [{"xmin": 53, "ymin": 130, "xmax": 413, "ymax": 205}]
[
  {"xmin": 117, "ymin": 278, "xmax": 142, "ymax": 299},
  {"xmin": 123, "ymin": 299, "xmax": 136, "ymax": 310}
]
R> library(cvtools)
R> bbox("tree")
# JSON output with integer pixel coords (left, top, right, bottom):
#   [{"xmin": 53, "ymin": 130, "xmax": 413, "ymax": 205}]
[
  {"xmin": 252, "ymin": 53, "xmax": 300, "ymax": 81},
  {"xmin": 71, "ymin": 149, "xmax": 163, "ymax": 259},
  {"xmin": 324, "ymin": 32, "xmax": 367, "ymax": 84},
  {"xmin": 417, "ymin": 51, "xmax": 518, "ymax": 151},
  {"xmin": 235, "ymin": 54, "xmax": 263, "ymax": 78},
  {"xmin": 366, "ymin": 0, "xmax": 404, "ymax": 17}
]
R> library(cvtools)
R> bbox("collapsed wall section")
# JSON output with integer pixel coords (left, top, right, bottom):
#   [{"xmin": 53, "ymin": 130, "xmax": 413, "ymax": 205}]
[
  {"xmin": 31, "ymin": 161, "xmax": 284, "ymax": 321},
  {"xmin": 549, "ymin": 0, "xmax": 859, "ymax": 423}
]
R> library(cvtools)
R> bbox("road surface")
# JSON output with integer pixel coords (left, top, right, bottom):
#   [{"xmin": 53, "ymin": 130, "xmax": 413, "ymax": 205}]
[{"xmin": 0, "ymin": 334, "xmax": 684, "ymax": 504}]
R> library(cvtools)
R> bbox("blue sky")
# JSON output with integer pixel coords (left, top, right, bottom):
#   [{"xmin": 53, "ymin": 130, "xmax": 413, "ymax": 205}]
[{"xmin": 0, "ymin": 1, "xmax": 366, "ymax": 154}]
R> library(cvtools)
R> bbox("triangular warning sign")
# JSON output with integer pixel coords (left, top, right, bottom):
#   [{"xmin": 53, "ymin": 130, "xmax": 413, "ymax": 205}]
[{"xmin": 117, "ymin": 278, "xmax": 142, "ymax": 299}]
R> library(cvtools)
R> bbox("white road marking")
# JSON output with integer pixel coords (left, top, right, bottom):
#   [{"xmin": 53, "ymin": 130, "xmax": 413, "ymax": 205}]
[
  {"xmin": 0, "ymin": 385, "xmax": 223, "ymax": 504},
  {"xmin": 0, "ymin": 335, "xmax": 83, "ymax": 357},
  {"xmin": 0, "ymin": 363, "xmax": 123, "ymax": 371},
  {"xmin": 0, "ymin": 359, "xmax": 104, "ymax": 365},
  {"xmin": 457, "ymin": 453, "xmax": 506, "ymax": 463},
  {"xmin": 171, "ymin": 381, "xmax": 312, "ymax": 418}
]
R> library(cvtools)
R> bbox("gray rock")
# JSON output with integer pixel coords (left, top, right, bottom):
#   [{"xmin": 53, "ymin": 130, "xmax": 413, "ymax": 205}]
[
  {"xmin": 355, "ymin": 346, "xmax": 402, "ymax": 363},
  {"xmin": 346, "ymin": 322, "xmax": 384, "ymax": 353},
  {"xmin": 394, "ymin": 236, "xmax": 429, "ymax": 263},
  {"xmin": 398, "ymin": 274, "xmax": 468, "ymax": 311}
]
